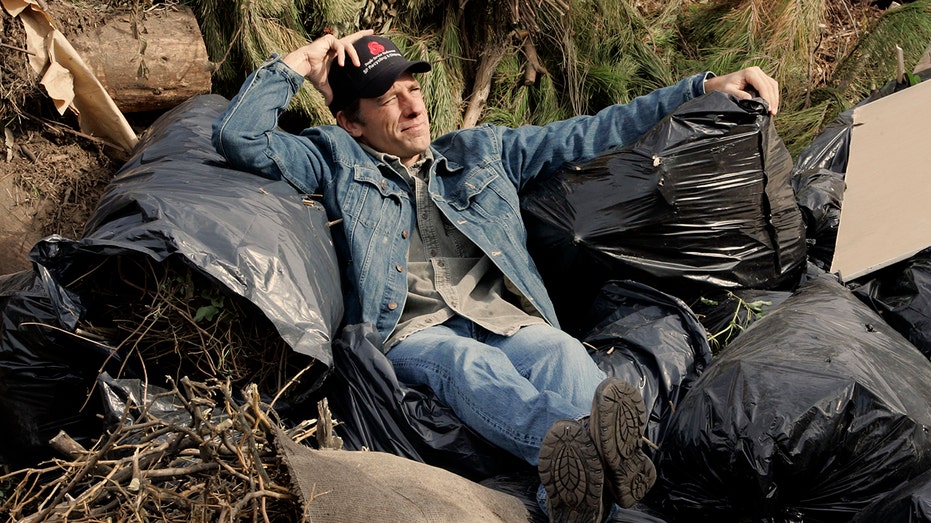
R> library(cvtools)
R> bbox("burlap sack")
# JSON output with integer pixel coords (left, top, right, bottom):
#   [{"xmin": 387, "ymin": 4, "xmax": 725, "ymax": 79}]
[{"xmin": 275, "ymin": 428, "xmax": 531, "ymax": 522}]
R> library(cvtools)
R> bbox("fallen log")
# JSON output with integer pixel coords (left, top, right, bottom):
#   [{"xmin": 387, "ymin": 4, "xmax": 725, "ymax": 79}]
[{"xmin": 71, "ymin": 6, "xmax": 211, "ymax": 113}]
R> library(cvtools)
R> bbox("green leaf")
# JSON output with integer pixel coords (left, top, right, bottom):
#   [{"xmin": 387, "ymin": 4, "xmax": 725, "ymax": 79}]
[{"xmin": 194, "ymin": 304, "xmax": 220, "ymax": 323}]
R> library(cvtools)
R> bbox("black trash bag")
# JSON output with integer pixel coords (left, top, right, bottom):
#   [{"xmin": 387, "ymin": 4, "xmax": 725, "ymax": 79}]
[
  {"xmin": 522, "ymin": 91, "xmax": 806, "ymax": 332},
  {"xmin": 478, "ymin": 472, "xmax": 548, "ymax": 523},
  {"xmin": 324, "ymin": 323, "xmax": 526, "ymax": 481},
  {"xmin": 791, "ymin": 75, "xmax": 931, "ymax": 361},
  {"xmin": 791, "ymin": 167, "xmax": 845, "ymax": 269},
  {"xmin": 850, "ymin": 246, "xmax": 931, "ymax": 360},
  {"xmin": 64, "ymin": 93, "xmax": 343, "ymax": 369},
  {"xmin": 97, "ymin": 372, "xmax": 205, "ymax": 431},
  {"xmin": 850, "ymin": 469, "xmax": 931, "ymax": 523},
  {"xmin": 0, "ymin": 268, "xmax": 122, "ymax": 467},
  {"xmin": 581, "ymin": 280, "xmax": 713, "ymax": 450},
  {"xmin": 651, "ymin": 271, "xmax": 931, "ymax": 521},
  {"xmin": 790, "ymin": 100, "xmax": 857, "ymax": 270},
  {"xmin": 1, "ymin": 94, "xmax": 342, "ymax": 465}
]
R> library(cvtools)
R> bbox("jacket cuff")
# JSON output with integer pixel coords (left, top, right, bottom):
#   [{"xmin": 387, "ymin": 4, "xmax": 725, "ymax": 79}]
[
  {"xmin": 260, "ymin": 54, "xmax": 306, "ymax": 94},
  {"xmin": 698, "ymin": 71, "xmax": 716, "ymax": 95}
]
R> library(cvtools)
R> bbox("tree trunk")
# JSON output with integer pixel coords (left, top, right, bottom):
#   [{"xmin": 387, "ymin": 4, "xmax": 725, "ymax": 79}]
[{"xmin": 71, "ymin": 6, "xmax": 211, "ymax": 113}]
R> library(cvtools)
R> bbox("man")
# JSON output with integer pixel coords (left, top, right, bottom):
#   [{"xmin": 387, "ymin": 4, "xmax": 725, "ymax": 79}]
[{"xmin": 213, "ymin": 29, "xmax": 779, "ymax": 521}]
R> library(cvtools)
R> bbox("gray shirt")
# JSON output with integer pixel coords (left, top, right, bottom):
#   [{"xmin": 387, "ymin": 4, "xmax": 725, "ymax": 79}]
[{"xmin": 361, "ymin": 145, "xmax": 544, "ymax": 348}]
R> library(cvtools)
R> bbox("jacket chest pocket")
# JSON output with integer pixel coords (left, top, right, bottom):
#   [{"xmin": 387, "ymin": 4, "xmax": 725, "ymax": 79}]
[
  {"xmin": 341, "ymin": 177, "xmax": 408, "ymax": 241},
  {"xmin": 446, "ymin": 172, "xmax": 520, "ymax": 224}
]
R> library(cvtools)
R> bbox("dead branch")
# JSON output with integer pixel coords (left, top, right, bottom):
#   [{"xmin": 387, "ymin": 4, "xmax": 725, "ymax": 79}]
[
  {"xmin": 0, "ymin": 41, "xmax": 36, "ymax": 56},
  {"xmin": 16, "ymin": 109, "xmax": 126, "ymax": 153},
  {"xmin": 48, "ymin": 431, "xmax": 88, "ymax": 460},
  {"xmin": 73, "ymin": 256, "xmax": 315, "ymax": 400},
  {"xmin": 316, "ymin": 397, "xmax": 343, "ymax": 450},
  {"xmin": 1, "ymin": 377, "xmax": 303, "ymax": 522},
  {"xmin": 463, "ymin": 44, "xmax": 508, "ymax": 128},
  {"xmin": 522, "ymin": 35, "xmax": 549, "ymax": 86}
]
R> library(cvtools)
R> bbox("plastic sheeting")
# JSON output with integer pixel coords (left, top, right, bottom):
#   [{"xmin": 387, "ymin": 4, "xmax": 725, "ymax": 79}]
[
  {"xmin": 688, "ymin": 287, "xmax": 792, "ymax": 352},
  {"xmin": 790, "ymin": 102, "xmax": 851, "ymax": 269},
  {"xmin": 77, "ymin": 94, "xmax": 343, "ymax": 366},
  {"xmin": 521, "ymin": 91, "xmax": 806, "ymax": 332},
  {"xmin": 28, "ymin": 94, "xmax": 343, "ymax": 366},
  {"xmin": 582, "ymin": 280, "xmax": 713, "ymax": 450},
  {"xmin": 0, "ymin": 95, "xmax": 343, "ymax": 466},
  {"xmin": 0, "ymin": 268, "xmax": 112, "ymax": 466},
  {"xmin": 651, "ymin": 270, "xmax": 931, "ymax": 521},
  {"xmin": 851, "ymin": 469, "xmax": 931, "ymax": 523},
  {"xmin": 97, "ymin": 372, "xmax": 210, "ymax": 430},
  {"xmin": 852, "ymin": 246, "xmax": 931, "ymax": 359}
]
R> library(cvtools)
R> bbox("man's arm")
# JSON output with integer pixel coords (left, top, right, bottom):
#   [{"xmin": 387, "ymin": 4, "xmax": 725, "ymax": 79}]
[
  {"xmin": 485, "ymin": 73, "xmax": 706, "ymax": 191},
  {"xmin": 488, "ymin": 66, "xmax": 780, "ymax": 190},
  {"xmin": 211, "ymin": 31, "xmax": 373, "ymax": 194}
]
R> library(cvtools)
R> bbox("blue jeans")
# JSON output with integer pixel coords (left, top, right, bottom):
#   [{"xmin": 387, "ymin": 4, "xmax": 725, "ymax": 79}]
[{"xmin": 387, "ymin": 316, "xmax": 606, "ymax": 465}]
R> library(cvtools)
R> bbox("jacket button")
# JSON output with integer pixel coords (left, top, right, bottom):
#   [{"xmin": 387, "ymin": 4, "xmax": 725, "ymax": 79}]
[
  {"xmin": 395, "ymin": 264, "xmax": 403, "ymax": 272},
  {"xmin": 401, "ymin": 230, "xmax": 409, "ymax": 239},
  {"xmin": 387, "ymin": 301, "xmax": 398, "ymax": 310},
  {"xmin": 381, "ymin": 180, "xmax": 387, "ymax": 190}
]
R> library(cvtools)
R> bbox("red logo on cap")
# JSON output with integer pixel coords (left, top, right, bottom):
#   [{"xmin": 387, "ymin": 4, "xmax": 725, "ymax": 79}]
[{"xmin": 368, "ymin": 41, "xmax": 385, "ymax": 56}]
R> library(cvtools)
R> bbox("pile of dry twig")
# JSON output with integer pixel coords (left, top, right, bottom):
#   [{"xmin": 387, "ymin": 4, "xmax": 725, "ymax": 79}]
[
  {"xmin": 71, "ymin": 254, "xmax": 320, "ymax": 402},
  {"xmin": 0, "ymin": 377, "xmax": 315, "ymax": 522}
]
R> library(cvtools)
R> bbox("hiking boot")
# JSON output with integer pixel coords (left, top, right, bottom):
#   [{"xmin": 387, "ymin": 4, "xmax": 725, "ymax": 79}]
[
  {"xmin": 588, "ymin": 378, "xmax": 657, "ymax": 508},
  {"xmin": 538, "ymin": 419, "xmax": 606, "ymax": 523}
]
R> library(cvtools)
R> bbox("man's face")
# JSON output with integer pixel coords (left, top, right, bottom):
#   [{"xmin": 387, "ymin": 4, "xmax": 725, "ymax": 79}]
[{"xmin": 339, "ymin": 72, "xmax": 431, "ymax": 166}]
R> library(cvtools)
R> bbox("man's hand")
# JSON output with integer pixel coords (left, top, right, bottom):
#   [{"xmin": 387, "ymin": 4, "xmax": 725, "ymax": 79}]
[
  {"xmin": 703, "ymin": 66, "xmax": 780, "ymax": 115},
  {"xmin": 283, "ymin": 29, "xmax": 374, "ymax": 105}
]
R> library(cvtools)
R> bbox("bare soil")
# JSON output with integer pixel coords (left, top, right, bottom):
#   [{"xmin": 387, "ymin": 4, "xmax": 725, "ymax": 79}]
[
  {"xmin": 0, "ymin": 1, "xmax": 128, "ymax": 275},
  {"xmin": 0, "ymin": 125, "xmax": 116, "ymax": 274}
]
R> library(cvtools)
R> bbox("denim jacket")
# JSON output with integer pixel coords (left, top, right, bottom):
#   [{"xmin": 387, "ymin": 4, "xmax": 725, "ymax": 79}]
[{"xmin": 213, "ymin": 56, "xmax": 708, "ymax": 344}]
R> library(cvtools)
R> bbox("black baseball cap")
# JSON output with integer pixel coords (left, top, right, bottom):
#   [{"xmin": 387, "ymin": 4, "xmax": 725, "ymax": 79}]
[{"xmin": 328, "ymin": 35, "xmax": 431, "ymax": 115}]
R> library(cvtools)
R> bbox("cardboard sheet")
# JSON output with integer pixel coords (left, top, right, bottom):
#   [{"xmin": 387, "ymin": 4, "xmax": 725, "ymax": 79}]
[{"xmin": 831, "ymin": 79, "xmax": 931, "ymax": 281}]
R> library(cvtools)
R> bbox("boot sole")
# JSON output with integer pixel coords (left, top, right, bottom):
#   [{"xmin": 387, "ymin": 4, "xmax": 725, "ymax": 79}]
[
  {"xmin": 539, "ymin": 419, "xmax": 605, "ymax": 523},
  {"xmin": 589, "ymin": 379, "xmax": 657, "ymax": 508}
]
